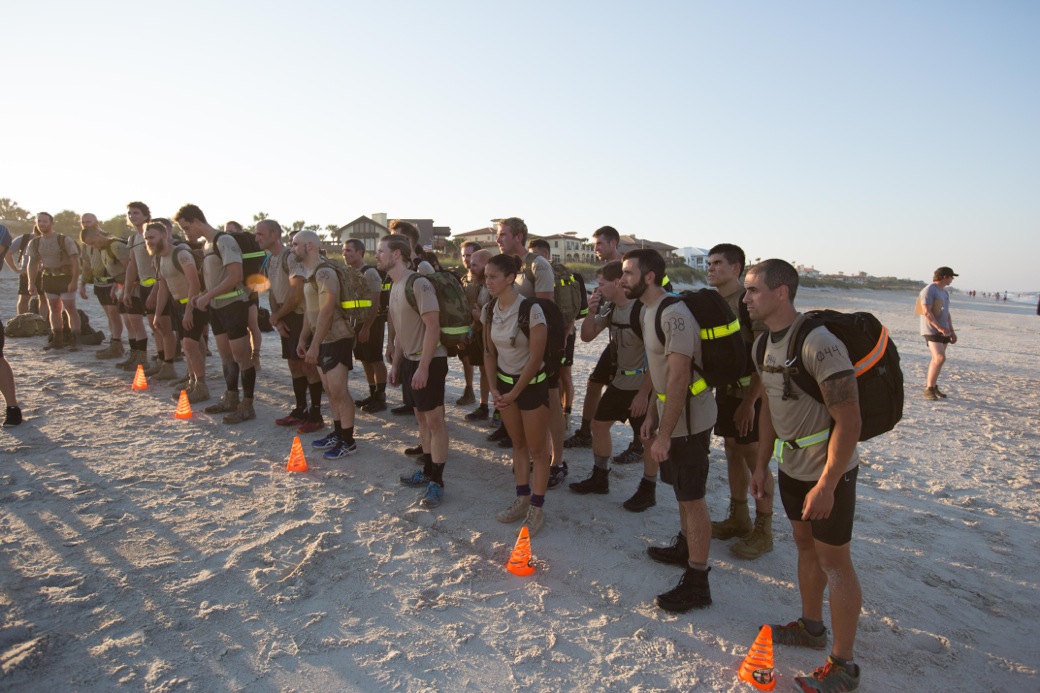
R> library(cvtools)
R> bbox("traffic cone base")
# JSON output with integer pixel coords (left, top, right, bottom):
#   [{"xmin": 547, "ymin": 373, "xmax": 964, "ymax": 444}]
[
  {"xmin": 286, "ymin": 436, "xmax": 308, "ymax": 473},
  {"xmin": 506, "ymin": 525, "xmax": 535, "ymax": 576},
  {"xmin": 131, "ymin": 364, "xmax": 148, "ymax": 390},
  {"xmin": 174, "ymin": 390, "xmax": 193, "ymax": 419},
  {"xmin": 738, "ymin": 625, "xmax": 776, "ymax": 691}
]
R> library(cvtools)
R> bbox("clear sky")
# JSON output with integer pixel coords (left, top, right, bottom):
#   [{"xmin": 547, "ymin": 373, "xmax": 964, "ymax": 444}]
[{"xmin": 4, "ymin": 1, "xmax": 1037, "ymax": 291}]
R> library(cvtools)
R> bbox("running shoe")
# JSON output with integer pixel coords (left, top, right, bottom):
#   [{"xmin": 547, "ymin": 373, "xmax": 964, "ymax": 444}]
[
  {"xmin": 465, "ymin": 404, "xmax": 490, "ymax": 421},
  {"xmin": 276, "ymin": 408, "xmax": 307, "ymax": 427},
  {"xmin": 297, "ymin": 418, "xmax": 326, "ymax": 434},
  {"xmin": 547, "ymin": 462, "xmax": 569, "ymax": 489},
  {"xmin": 400, "ymin": 469, "xmax": 430, "ymax": 487},
  {"xmin": 771, "ymin": 619, "xmax": 828, "ymax": 650},
  {"xmin": 310, "ymin": 432, "xmax": 340, "ymax": 450},
  {"xmin": 793, "ymin": 656, "xmax": 860, "ymax": 692},
  {"xmin": 323, "ymin": 440, "xmax": 358, "ymax": 459},
  {"xmin": 419, "ymin": 482, "xmax": 444, "ymax": 508}
]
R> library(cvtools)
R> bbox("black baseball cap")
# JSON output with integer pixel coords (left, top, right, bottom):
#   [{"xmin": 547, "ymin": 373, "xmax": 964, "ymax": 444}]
[{"xmin": 934, "ymin": 266, "xmax": 958, "ymax": 278}]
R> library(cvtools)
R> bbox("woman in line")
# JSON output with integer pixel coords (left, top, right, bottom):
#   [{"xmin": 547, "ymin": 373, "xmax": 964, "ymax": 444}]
[{"xmin": 482, "ymin": 254, "xmax": 551, "ymax": 535}]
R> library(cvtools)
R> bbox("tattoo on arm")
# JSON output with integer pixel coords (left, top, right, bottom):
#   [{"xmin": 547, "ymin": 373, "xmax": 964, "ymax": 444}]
[{"xmin": 820, "ymin": 371, "xmax": 857, "ymax": 409}]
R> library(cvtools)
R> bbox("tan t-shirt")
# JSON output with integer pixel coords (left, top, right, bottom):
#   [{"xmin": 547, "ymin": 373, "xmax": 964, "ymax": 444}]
[
  {"xmin": 755, "ymin": 320, "xmax": 859, "ymax": 481},
  {"xmin": 389, "ymin": 270, "xmax": 446, "ymax": 361},
  {"xmin": 28, "ymin": 234, "xmax": 79, "ymax": 273},
  {"xmin": 593, "ymin": 299, "xmax": 646, "ymax": 391},
  {"xmin": 203, "ymin": 234, "xmax": 249, "ymax": 309},
  {"xmin": 642, "ymin": 293, "xmax": 717, "ymax": 437},
  {"xmin": 303, "ymin": 263, "xmax": 353, "ymax": 344},
  {"xmin": 126, "ymin": 231, "xmax": 156, "ymax": 284},
  {"xmin": 84, "ymin": 238, "xmax": 130, "ymax": 286},
  {"xmin": 267, "ymin": 249, "xmax": 305, "ymax": 315},
  {"xmin": 516, "ymin": 253, "xmax": 554, "ymax": 298},
  {"xmin": 482, "ymin": 297, "xmax": 546, "ymax": 376}
]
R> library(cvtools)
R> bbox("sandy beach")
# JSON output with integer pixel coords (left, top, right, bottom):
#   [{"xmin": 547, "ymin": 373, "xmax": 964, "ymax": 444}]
[{"xmin": 1, "ymin": 277, "xmax": 1038, "ymax": 692}]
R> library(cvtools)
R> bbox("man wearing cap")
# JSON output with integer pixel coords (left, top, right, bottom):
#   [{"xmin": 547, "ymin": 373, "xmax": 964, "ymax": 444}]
[{"xmin": 917, "ymin": 267, "xmax": 958, "ymax": 400}]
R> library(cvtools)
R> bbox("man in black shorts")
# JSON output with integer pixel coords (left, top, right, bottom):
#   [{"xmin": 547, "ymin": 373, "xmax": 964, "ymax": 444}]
[
  {"xmin": 119, "ymin": 202, "xmax": 164, "ymax": 372},
  {"xmin": 0, "ymin": 316, "xmax": 23, "ymax": 426},
  {"xmin": 343, "ymin": 238, "xmax": 388, "ymax": 413},
  {"xmin": 79, "ymin": 214, "xmax": 131, "ymax": 360},
  {"xmin": 745, "ymin": 259, "xmax": 864, "ymax": 692}
]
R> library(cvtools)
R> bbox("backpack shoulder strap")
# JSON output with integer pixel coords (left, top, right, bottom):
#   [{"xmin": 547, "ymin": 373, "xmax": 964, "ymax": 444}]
[
  {"xmin": 517, "ymin": 297, "xmax": 534, "ymax": 339},
  {"xmin": 653, "ymin": 295, "xmax": 683, "ymax": 345},
  {"xmin": 630, "ymin": 301, "xmax": 644, "ymax": 341},
  {"xmin": 17, "ymin": 233, "xmax": 31, "ymax": 263}
]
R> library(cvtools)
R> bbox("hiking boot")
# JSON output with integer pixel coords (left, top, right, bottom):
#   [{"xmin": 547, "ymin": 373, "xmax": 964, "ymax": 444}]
[
  {"xmin": 276, "ymin": 408, "xmax": 307, "ymax": 427},
  {"xmin": 613, "ymin": 441, "xmax": 644, "ymax": 465},
  {"xmin": 404, "ymin": 443, "xmax": 424, "ymax": 456},
  {"xmin": 772, "ymin": 619, "xmax": 829, "ymax": 650},
  {"xmin": 497, "ymin": 496, "xmax": 531, "ymax": 523},
  {"xmin": 144, "ymin": 359, "xmax": 164, "ymax": 377},
  {"xmin": 168, "ymin": 375, "xmax": 191, "ymax": 390},
  {"xmin": 223, "ymin": 397, "xmax": 256, "ymax": 424},
  {"xmin": 730, "ymin": 513, "xmax": 774, "ymax": 559},
  {"xmin": 251, "ymin": 351, "xmax": 261, "ymax": 372},
  {"xmin": 497, "ymin": 436, "xmax": 513, "ymax": 449},
  {"xmin": 323, "ymin": 439, "xmax": 357, "ymax": 459},
  {"xmin": 186, "ymin": 381, "xmax": 210, "ymax": 404},
  {"xmin": 43, "ymin": 333, "xmax": 65, "ymax": 351},
  {"xmin": 3, "ymin": 405, "xmax": 23, "ymax": 427},
  {"xmin": 547, "ymin": 462, "xmax": 569, "ymax": 489},
  {"xmin": 419, "ymin": 481, "xmax": 444, "ymax": 508},
  {"xmin": 391, "ymin": 403, "xmax": 413, "ymax": 415},
  {"xmin": 153, "ymin": 362, "xmax": 179, "ymax": 381},
  {"xmin": 354, "ymin": 393, "xmax": 373, "ymax": 407},
  {"xmin": 623, "ymin": 478, "xmax": 657, "ymax": 512},
  {"xmin": 172, "ymin": 383, "xmax": 194, "ymax": 400},
  {"xmin": 67, "ymin": 334, "xmax": 80, "ymax": 352},
  {"xmin": 119, "ymin": 350, "xmax": 148, "ymax": 372},
  {"xmin": 204, "ymin": 391, "xmax": 240, "ymax": 414},
  {"xmin": 793, "ymin": 656, "xmax": 860, "ymax": 692},
  {"xmin": 490, "ymin": 409, "xmax": 501, "ymax": 427},
  {"xmin": 296, "ymin": 418, "xmax": 325, "ymax": 434},
  {"xmin": 95, "ymin": 340, "xmax": 125, "ymax": 360},
  {"xmin": 569, "ymin": 466, "xmax": 610, "ymax": 494},
  {"xmin": 401, "ymin": 468, "xmax": 430, "ymax": 487},
  {"xmin": 361, "ymin": 392, "xmax": 387, "ymax": 413},
  {"xmin": 647, "ymin": 532, "xmax": 689, "ymax": 566},
  {"xmin": 712, "ymin": 498, "xmax": 753, "ymax": 540},
  {"xmin": 564, "ymin": 429, "xmax": 592, "ymax": 448},
  {"xmin": 115, "ymin": 349, "xmax": 139, "ymax": 370},
  {"xmin": 923, "ymin": 386, "xmax": 939, "ymax": 401},
  {"xmin": 455, "ymin": 389, "xmax": 476, "ymax": 406},
  {"xmin": 311, "ymin": 432, "xmax": 341, "ymax": 450},
  {"xmin": 487, "ymin": 424, "xmax": 510, "ymax": 442},
  {"xmin": 465, "ymin": 404, "xmax": 489, "ymax": 421},
  {"xmin": 655, "ymin": 566, "xmax": 711, "ymax": 612},
  {"xmin": 933, "ymin": 386, "xmax": 948, "ymax": 399},
  {"xmin": 523, "ymin": 505, "xmax": 545, "ymax": 536}
]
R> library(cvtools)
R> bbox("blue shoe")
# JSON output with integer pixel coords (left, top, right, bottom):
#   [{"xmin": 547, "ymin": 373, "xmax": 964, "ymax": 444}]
[
  {"xmin": 400, "ymin": 469, "xmax": 430, "ymax": 487},
  {"xmin": 311, "ymin": 432, "xmax": 340, "ymax": 450},
  {"xmin": 419, "ymin": 482, "xmax": 443, "ymax": 508},
  {"xmin": 323, "ymin": 440, "xmax": 357, "ymax": 459}
]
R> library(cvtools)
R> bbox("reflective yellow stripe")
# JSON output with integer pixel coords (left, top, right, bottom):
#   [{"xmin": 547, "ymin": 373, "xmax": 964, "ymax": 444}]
[
  {"xmin": 621, "ymin": 368, "xmax": 646, "ymax": 376},
  {"xmin": 736, "ymin": 375, "xmax": 752, "ymax": 388},
  {"xmin": 339, "ymin": 299, "xmax": 373, "ymax": 309},
  {"xmin": 140, "ymin": 278, "xmax": 156, "ymax": 287},
  {"xmin": 179, "ymin": 297, "xmax": 190, "ymax": 304},
  {"xmin": 578, "ymin": 307, "xmax": 589, "ymax": 317},
  {"xmin": 441, "ymin": 326, "xmax": 471, "ymax": 335},
  {"xmin": 381, "ymin": 282, "xmax": 392, "ymax": 291},
  {"xmin": 556, "ymin": 277, "xmax": 574, "ymax": 287},
  {"xmin": 497, "ymin": 371, "xmax": 547, "ymax": 385},
  {"xmin": 656, "ymin": 377, "xmax": 709, "ymax": 401},
  {"xmin": 241, "ymin": 251, "xmax": 267, "ymax": 259},
  {"xmin": 700, "ymin": 318, "xmax": 740, "ymax": 340},
  {"xmin": 215, "ymin": 289, "xmax": 244, "ymax": 300},
  {"xmin": 771, "ymin": 428, "xmax": 831, "ymax": 465},
  {"xmin": 662, "ymin": 275, "xmax": 671, "ymax": 285}
]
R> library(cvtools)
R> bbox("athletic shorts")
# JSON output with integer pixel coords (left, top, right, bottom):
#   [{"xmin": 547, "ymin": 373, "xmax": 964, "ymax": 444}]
[
  {"xmin": 714, "ymin": 391, "xmax": 761, "ymax": 443},
  {"xmin": 589, "ymin": 345, "xmax": 614, "ymax": 384},
  {"xmin": 19, "ymin": 273, "xmax": 40, "ymax": 297},
  {"xmin": 594, "ymin": 385, "xmax": 639, "ymax": 423},
  {"xmin": 779, "ymin": 467, "xmax": 858, "ymax": 546},
  {"xmin": 461, "ymin": 325, "xmax": 483, "ymax": 362},
  {"xmin": 171, "ymin": 300, "xmax": 209, "ymax": 342},
  {"xmin": 319, "ymin": 337, "xmax": 354, "ymax": 374},
  {"xmin": 563, "ymin": 331, "xmax": 576, "ymax": 367},
  {"xmin": 659, "ymin": 429, "xmax": 711, "ymax": 502},
  {"xmin": 94, "ymin": 285, "xmax": 116, "ymax": 307},
  {"xmin": 353, "ymin": 315, "xmax": 386, "ymax": 363},
  {"xmin": 496, "ymin": 370, "xmax": 550, "ymax": 411},
  {"xmin": 923, "ymin": 334, "xmax": 952, "ymax": 345},
  {"xmin": 279, "ymin": 313, "xmax": 306, "ymax": 360},
  {"xmin": 41, "ymin": 273, "xmax": 73, "ymax": 297},
  {"xmin": 210, "ymin": 300, "xmax": 250, "ymax": 340},
  {"xmin": 401, "ymin": 356, "xmax": 448, "ymax": 413},
  {"xmin": 125, "ymin": 283, "xmax": 147, "ymax": 315},
  {"xmin": 545, "ymin": 366, "xmax": 560, "ymax": 390}
]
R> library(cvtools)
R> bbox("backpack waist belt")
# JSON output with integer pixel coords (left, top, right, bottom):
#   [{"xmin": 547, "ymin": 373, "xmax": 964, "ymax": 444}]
[
  {"xmin": 771, "ymin": 428, "xmax": 831, "ymax": 465},
  {"xmin": 140, "ymin": 277, "xmax": 156, "ymax": 287},
  {"xmin": 497, "ymin": 369, "xmax": 547, "ymax": 386},
  {"xmin": 215, "ymin": 289, "xmax": 244, "ymax": 300},
  {"xmin": 242, "ymin": 251, "xmax": 267, "ymax": 260},
  {"xmin": 179, "ymin": 297, "xmax": 190, "ymax": 304},
  {"xmin": 620, "ymin": 368, "xmax": 646, "ymax": 376},
  {"xmin": 657, "ymin": 377, "xmax": 709, "ymax": 401},
  {"xmin": 441, "ymin": 325, "xmax": 472, "ymax": 337},
  {"xmin": 700, "ymin": 319, "xmax": 741, "ymax": 340},
  {"xmin": 339, "ymin": 299, "xmax": 372, "ymax": 309},
  {"xmin": 381, "ymin": 282, "xmax": 392, "ymax": 291},
  {"xmin": 42, "ymin": 271, "xmax": 69, "ymax": 277}
]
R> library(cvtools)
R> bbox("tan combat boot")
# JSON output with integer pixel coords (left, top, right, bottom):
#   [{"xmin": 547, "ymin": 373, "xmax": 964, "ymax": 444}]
[
  {"xmin": 115, "ymin": 348, "xmax": 138, "ymax": 369},
  {"xmin": 223, "ymin": 397, "xmax": 256, "ymax": 424},
  {"xmin": 730, "ymin": 512, "xmax": 774, "ymax": 559},
  {"xmin": 187, "ymin": 381, "xmax": 210, "ymax": 404},
  {"xmin": 711, "ymin": 498, "xmax": 753, "ymax": 540},
  {"xmin": 44, "ymin": 332, "xmax": 65, "ymax": 351},
  {"xmin": 153, "ymin": 361, "xmax": 178, "ymax": 381},
  {"xmin": 95, "ymin": 340, "xmax": 125, "ymax": 360},
  {"xmin": 204, "ymin": 390, "xmax": 239, "ymax": 414}
]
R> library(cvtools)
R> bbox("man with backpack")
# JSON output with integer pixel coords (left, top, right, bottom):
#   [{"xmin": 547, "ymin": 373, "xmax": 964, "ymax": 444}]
[
  {"xmin": 175, "ymin": 204, "xmax": 258, "ymax": 425},
  {"xmin": 79, "ymin": 214, "xmax": 131, "ymax": 360},
  {"xmin": 744, "ymin": 259, "xmax": 863, "ymax": 693},
  {"xmin": 621, "ymin": 249, "xmax": 717, "ymax": 615},
  {"xmin": 27, "ymin": 211, "xmax": 82, "ymax": 351},
  {"xmin": 119, "ymin": 202, "xmax": 171, "ymax": 373},
  {"xmin": 706, "ymin": 243, "xmax": 775, "ymax": 559},
  {"xmin": 4, "ymin": 226, "xmax": 47, "ymax": 320},
  {"xmin": 342, "ymin": 238, "xmax": 388, "ymax": 413}
]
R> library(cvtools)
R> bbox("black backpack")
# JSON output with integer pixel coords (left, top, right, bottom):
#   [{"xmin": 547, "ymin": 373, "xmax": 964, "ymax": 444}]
[
  {"xmin": 213, "ymin": 230, "xmax": 268, "ymax": 290},
  {"xmin": 754, "ymin": 310, "xmax": 904, "ymax": 441},
  {"xmin": 653, "ymin": 289, "xmax": 748, "ymax": 389},
  {"xmin": 574, "ymin": 272, "xmax": 590, "ymax": 319},
  {"xmin": 608, "ymin": 300, "xmax": 644, "ymax": 373},
  {"xmin": 485, "ymin": 297, "xmax": 567, "ymax": 376}
]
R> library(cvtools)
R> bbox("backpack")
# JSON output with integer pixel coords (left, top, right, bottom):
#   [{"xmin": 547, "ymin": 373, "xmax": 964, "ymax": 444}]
[
  {"xmin": 213, "ymin": 230, "xmax": 268, "ymax": 291},
  {"xmin": 754, "ymin": 310, "xmax": 904, "ymax": 441},
  {"xmin": 15, "ymin": 233, "xmax": 32, "ymax": 265},
  {"xmin": 574, "ymin": 272, "xmax": 590, "ymax": 319},
  {"xmin": 59, "ymin": 309, "xmax": 104, "ymax": 344},
  {"xmin": 522, "ymin": 254, "xmax": 582, "ymax": 324},
  {"xmin": 361, "ymin": 263, "xmax": 390, "ymax": 315},
  {"xmin": 404, "ymin": 270, "xmax": 472, "ymax": 354},
  {"xmin": 4, "ymin": 313, "xmax": 49, "ymax": 337},
  {"xmin": 653, "ymin": 289, "xmax": 748, "ymax": 390},
  {"xmin": 257, "ymin": 306, "xmax": 274, "ymax": 332},
  {"xmin": 308, "ymin": 258, "xmax": 372, "ymax": 325},
  {"xmin": 29, "ymin": 234, "xmax": 75, "ymax": 269},
  {"xmin": 156, "ymin": 243, "xmax": 207, "ymax": 291},
  {"xmin": 608, "ymin": 300, "xmax": 644, "ymax": 374},
  {"xmin": 484, "ymin": 296, "xmax": 567, "ymax": 375}
]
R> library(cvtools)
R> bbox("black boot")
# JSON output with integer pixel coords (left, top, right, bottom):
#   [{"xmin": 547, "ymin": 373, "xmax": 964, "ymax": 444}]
[
  {"xmin": 362, "ymin": 391, "xmax": 387, "ymax": 413},
  {"xmin": 569, "ymin": 466, "xmax": 609, "ymax": 494},
  {"xmin": 487, "ymin": 424, "xmax": 509, "ymax": 442},
  {"xmin": 623, "ymin": 478, "xmax": 657, "ymax": 512},
  {"xmin": 655, "ymin": 566, "xmax": 712, "ymax": 612},
  {"xmin": 647, "ymin": 532, "xmax": 689, "ymax": 566}
]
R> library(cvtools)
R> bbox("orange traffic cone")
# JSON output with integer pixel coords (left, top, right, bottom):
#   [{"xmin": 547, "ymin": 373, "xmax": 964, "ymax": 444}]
[
  {"xmin": 506, "ymin": 525, "xmax": 535, "ymax": 576},
  {"xmin": 132, "ymin": 364, "xmax": 148, "ymax": 391},
  {"xmin": 286, "ymin": 436, "xmax": 308, "ymax": 473},
  {"xmin": 174, "ymin": 390, "xmax": 193, "ymax": 419},
  {"xmin": 738, "ymin": 625, "xmax": 776, "ymax": 691}
]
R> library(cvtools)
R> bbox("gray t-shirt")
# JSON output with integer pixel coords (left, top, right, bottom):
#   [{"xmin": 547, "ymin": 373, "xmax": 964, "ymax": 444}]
[
  {"xmin": 918, "ymin": 283, "xmax": 951, "ymax": 335},
  {"xmin": 593, "ymin": 299, "xmax": 646, "ymax": 391},
  {"xmin": 482, "ymin": 297, "xmax": 546, "ymax": 376}
]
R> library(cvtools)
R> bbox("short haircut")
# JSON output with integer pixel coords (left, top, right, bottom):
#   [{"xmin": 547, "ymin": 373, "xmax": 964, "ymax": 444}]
[
  {"xmin": 499, "ymin": 217, "xmax": 528, "ymax": 244},
  {"xmin": 174, "ymin": 204, "xmax": 207, "ymax": 225},
  {"xmin": 79, "ymin": 226, "xmax": 99, "ymax": 243},
  {"xmin": 224, "ymin": 220, "xmax": 244, "ymax": 233},
  {"xmin": 381, "ymin": 234, "xmax": 412, "ymax": 261},
  {"xmin": 256, "ymin": 219, "xmax": 283, "ymax": 236},
  {"xmin": 527, "ymin": 238, "xmax": 550, "ymax": 254},
  {"xmin": 462, "ymin": 241, "xmax": 482, "ymax": 252},
  {"xmin": 127, "ymin": 201, "xmax": 151, "ymax": 221},
  {"xmin": 747, "ymin": 259, "xmax": 799, "ymax": 302},
  {"xmin": 598, "ymin": 260, "xmax": 623, "ymax": 282},
  {"xmin": 622, "ymin": 248, "xmax": 665, "ymax": 286},
  {"xmin": 153, "ymin": 217, "xmax": 174, "ymax": 232},
  {"xmin": 708, "ymin": 243, "xmax": 747, "ymax": 276},
  {"xmin": 488, "ymin": 253, "xmax": 521, "ymax": 276},
  {"xmin": 36, "ymin": 211, "xmax": 54, "ymax": 223},
  {"xmin": 389, "ymin": 220, "xmax": 420, "ymax": 244},
  {"xmin": 592, "ymin": 225, "xmax": 620, "ymax": 244},
  {"xmin": 344, "ymin": 238, "xmax": 365, "ymax": 254},
  {"xmin": 145, "ymin": 221, "xmax": 168, "ymax": 235}
]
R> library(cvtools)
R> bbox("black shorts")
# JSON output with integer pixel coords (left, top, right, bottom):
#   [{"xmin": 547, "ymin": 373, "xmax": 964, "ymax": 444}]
[
  {"xmin": 211, "ymin": 300, "xmax": 250, "ymax": 340},
  {"xmin": 714, "ymin": 391, "xmax": 761, "ymax": 443},
  {"xmin": 589, "ymin": 345, "xmax": 613, "ymax": 384},
  {"xmin": 496, "ymin": 370, "xmax": 550, "ymax": 411},
  {"xmin": 659, "ymin": 429, "xmax": 711, "ymax": 502},
  {"xmin": 279, "ymin": 313, "xmax": 306, "ymax": 360},
  {"xmin": 545, "ymin": 366, "xmax": 560, "ymax": 390},
  {"xmin": 594, "ymin": 385, "xmax": 639, "ymax": 423},
  {"xmin": 171, "ymin": 300, "xmax": 209, "ymax": 342},
  {"xmin": 401, "ymin": 356, "xmax": 448, "ymax": 413},
  {"xmin": 779, "ymin": 467, "xmax": 858, "ymax": 546},
  {"xmin": 19, "ymin": 272, "xmax": 40, "ymax": 297},
  {"xmin": 126, "ymin": 284, "xmax": 147, "ymax": 315},
  {"xmin": 319, "ymin": 337, "xmax": 354, "ymax": 373},
  {"xmin": 923, "ymin": 334, "xmax": 952, "ymax": 345},
  {"xmin": 41, "ymin": 273, "xmax": 72, "ymax": 296},
  {"xmin": 563, "ymin": 331, "xmax": 576, "ymax": 367},
  {"xmin": 94, "ymin": 285, "xmax": 116, "ymax": 307},
  {"xmin": 249, "ymin": 292, "xmax": 259, "ymax": 307},
  {"xmin": 461, "ymin": 325, "xmax": 483, "ymax": 362},
  {"xmin": 353, "ymin": 315, "xmax": 386, "ymax": 363}
]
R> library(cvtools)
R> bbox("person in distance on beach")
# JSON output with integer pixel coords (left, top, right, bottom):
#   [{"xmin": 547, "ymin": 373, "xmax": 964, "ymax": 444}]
[
  {"xmin": 744, "ymin": 259, "xmax": 863, "ymax": 693},
  {"xmin": 461, "ymin": 247, "xmax": 493, "ymax": 421},
  {"xmin": 342, "ymin": 238, "xmax": 388, "ymax": 414},
  {"xmin": 26, "ymin": 211, "xmax": 81, "ymax": 351},
  {"xmin": 918, "ymin": 267, "xmax": 958, "ymax": 400},
  {"xmin": 455, "ymin": 241, "xmax": 483, "ymax": 408},
  {"xmin": 3, "ymin": 223, "xmax": 46, "ymax": 319},
  {"xmin": 384, "ymin": 220, "xmax": 433, "ymax": 418}
]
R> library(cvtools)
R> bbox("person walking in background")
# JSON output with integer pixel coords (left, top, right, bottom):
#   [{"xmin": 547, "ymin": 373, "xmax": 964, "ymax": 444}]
[{"xmin": 917, "ymin": 267, "xmax": 957, "ymax": 400}]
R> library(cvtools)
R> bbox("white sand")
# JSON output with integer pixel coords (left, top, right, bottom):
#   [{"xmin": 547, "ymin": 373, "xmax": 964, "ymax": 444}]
[{"xmin": 1, "ymin": 277, "xmax": 1038, "ymax": 692}]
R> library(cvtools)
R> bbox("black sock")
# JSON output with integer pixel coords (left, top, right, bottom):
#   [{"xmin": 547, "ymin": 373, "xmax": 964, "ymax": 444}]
[
  {"xmin": 368, "ymin": 383, "xmax": 376, "ymax": 395},
  {"xmin": 334, "ymin": 420, "xmax": 343, "ymax": 438},
  {"xmin": 309, "ymin": 380, "xmax": 324, "ymax": 410},
  {"xmin": 419, "ymin": 452, "xmax": 433, "ymax": 465},
  {"xmin": 164, "ymin": 359, "xmax": 173, "ymax": 364},
  {"xmin": 376, "ymin": 382, "xmax": 386, "ymax": 394},
  {"xmin": 429, "ymin": 462, "xmax": 445, "ymax": 486},
  {"xmin": 342, "ymin": 426, "xmax": 354, "ymax": 445},
  {"xmin": 241, "ymin": 366, "xmax": 256, "ymax": 399},
  {"xmin": 579, "ymin": 418, "xmax": 590, "ymax": 434},
  {"xmin": 292, "ymin": 376, "xmax": 308, "ymax": 410},
  {"xmin": 224, "ymin": 361, "xmax": 240, "ymax": 394},
  {"xmin": 629, "ymin": 419, "xmax": 643, "ymax": 449}
]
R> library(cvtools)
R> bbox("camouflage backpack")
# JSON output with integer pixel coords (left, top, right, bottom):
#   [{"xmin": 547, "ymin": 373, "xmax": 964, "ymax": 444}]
[
  {"xmin": 521, "ymin": 253, "xmax": 583, "ymax": 324},
  {"xmin": 4, "ymin": 313, "xmax": 49, "ymax": 337},
  {"xmin": 308, "ymin": 258, "xmax": 372, "ymax": 325},
  {"xmin": 404, "ymin": 270, "xmax": 472, "ymax": 354}
]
